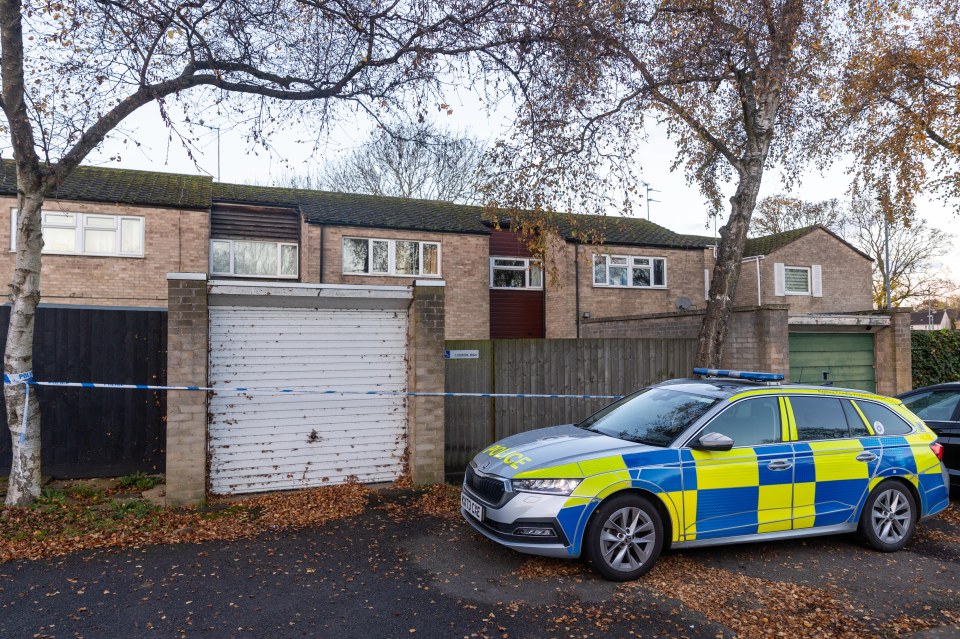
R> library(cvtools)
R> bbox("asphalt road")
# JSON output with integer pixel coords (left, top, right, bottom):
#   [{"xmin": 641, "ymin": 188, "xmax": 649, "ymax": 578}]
[{"xmin": 1, "ymin": 490, "xmax": 958, "ymax": 639}]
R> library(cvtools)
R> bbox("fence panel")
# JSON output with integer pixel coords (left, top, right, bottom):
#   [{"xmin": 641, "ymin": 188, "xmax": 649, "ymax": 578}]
[
  {"xmin": 445, "ymin": 337, "xmax": 696, "ymax": 475},
  {"xmin": 0, "ymin": 305, "xmax": 167, "ymax": 478}
]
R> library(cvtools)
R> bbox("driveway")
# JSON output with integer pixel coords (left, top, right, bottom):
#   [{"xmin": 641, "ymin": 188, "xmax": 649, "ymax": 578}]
[{"xmin": 1, "ymin": 489, "xmax": 958, "ymax": 639}]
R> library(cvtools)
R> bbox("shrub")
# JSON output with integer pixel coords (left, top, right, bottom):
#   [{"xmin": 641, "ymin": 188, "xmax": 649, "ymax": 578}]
[
  {"xmin": 117, "ymin": 472, "xmax": 163, "ymax": 491},
  {"xmin": 911, "ymin": 330, "xmax": 960, "ymax": 388}
]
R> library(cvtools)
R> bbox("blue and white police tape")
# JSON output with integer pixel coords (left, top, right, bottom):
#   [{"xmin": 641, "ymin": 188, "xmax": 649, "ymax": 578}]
[
  {"xmin": 2, "ymin": 371, "xmax": 34, "ymax": 446},
  {"xmin": 4, "ymin": 374, "xmax": 623, "ymax": 399}
]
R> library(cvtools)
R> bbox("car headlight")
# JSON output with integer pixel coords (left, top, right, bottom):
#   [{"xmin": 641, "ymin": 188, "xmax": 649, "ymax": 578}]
[{"xmin": 511, "ymin": 478, "xmax": 582, "ymax": 495}]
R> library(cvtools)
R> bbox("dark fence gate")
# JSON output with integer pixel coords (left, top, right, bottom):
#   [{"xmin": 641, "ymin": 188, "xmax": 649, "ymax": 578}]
[
  {"xmin": 0, "ymin": 305, "xmax": 167, "ymax": 478},
  {"xmin": 444, "ymin": 338, "xmax": 697, "ymax": 476}
]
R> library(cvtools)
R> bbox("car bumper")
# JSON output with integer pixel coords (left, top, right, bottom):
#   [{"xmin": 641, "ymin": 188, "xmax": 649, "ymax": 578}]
[{"xmin": 460, "ymin": 484, "xmax": 576, "ymax": 558}]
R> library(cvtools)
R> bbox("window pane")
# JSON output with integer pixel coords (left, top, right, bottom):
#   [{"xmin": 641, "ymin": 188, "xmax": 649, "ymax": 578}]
[
  {"xmin": 632, "ymin": 266, "xmax": 651, "ymax": 287},
  {"xmin": 120, "ymin": 218, "xmax": 142, "ymax": 254},
  {"xmin": 792, "ymin": 397, "xmax": 849, "ymax": 440},
  {"xmin": 372, "ymin": 241, "xmax": 389, "ymax": 273},
  {"xmin": 281, "ymin": 245, "xmax": 298, "ymax": 276},
  {"xmin": 43, "ymin": 227, "xmax": 76, "ymax": 252},
  {"xmin": 702, "ymin": 397, "xmax": 781, "ymax": 447},
  {"xmin": 493, "ymin": 269, "xmax": 525, "ymax": 287},
  {"xmin": 902, "ymin": 390, "xmax": 960, "ymax": 422},
  {"xmin": 43, "ymin": 212, "xmax": 75, "ymax": 226},
  {"xmin": 856, "ymin": 401, "xmax": 913, "ymax": 436},
  {"xmin": 234, "ymin": 241, "xmax": 279, "ymax": 276},
  {"xmin": 494, "ymin": 258, "xmax": 525, "ymax": 267},
  {"xmin": 212, "ymin": 241, "xmax": 231, "ymax": 273},
  {"xmin": 83, "ymin": 228, "xmax": 116, "ymax": 254},
  {"xmin": 785, "ymin": 268, "xmax": 809, "ymax": 292},
  {"xmin": 653, "ymin": 259, "xmax": 665, "ymax": 286},
  {"xmin": 593, "ymin": 255, "xmax": 607, "ymax": 284},
  {"xmin": 529, "ymin": 262, "xmax": 543, "ymax": 288},
  {"xmin": 609, "ymin": 265, "xmax": 628, "ymax": 286},
  {"xmin": 610, "ymin": 256, "xmax": 628, "ymax": 265},
  {"xmin": 85, "ymin": 215, "xmax": 115, "ymax": 228},
  {"xmin": 395, "ymin": 241, "xmax": 419, "ymax": 275},
  {"xmin": 842, "ymin": 400, "xmax": 869, "ymax": 437},
  {"xmin": 423, "ymin": 243, "xmax": 439, "ymax": 275},
  {"xmin": 343, "ymin": 238, "xmax": 369, "ymax": 273},
  {"xmin": 634, "ymin": 258, "xmax": 650, "ymax": 266}
]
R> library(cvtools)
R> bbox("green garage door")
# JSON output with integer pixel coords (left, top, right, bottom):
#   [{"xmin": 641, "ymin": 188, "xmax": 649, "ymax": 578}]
[{"xmin": 789, "ymin": 333, "xmax": 876, "ymax": 392}]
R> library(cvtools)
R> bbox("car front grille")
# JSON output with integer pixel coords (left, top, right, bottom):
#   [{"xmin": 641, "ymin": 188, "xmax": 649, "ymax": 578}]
[{"xmin": 465, "ymin": 464, "xmax": 506, "ymax": 505}]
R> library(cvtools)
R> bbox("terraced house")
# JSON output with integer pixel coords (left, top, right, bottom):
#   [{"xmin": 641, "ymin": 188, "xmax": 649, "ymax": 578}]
[{"xmin": 0, "ymin": 161, "xmax": 879, "ymax": 344}]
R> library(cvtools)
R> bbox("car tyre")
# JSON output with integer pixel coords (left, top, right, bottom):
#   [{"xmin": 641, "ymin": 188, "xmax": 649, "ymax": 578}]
[
  {"xmin": 858, "ymin": 481, "xmax": 917, "ymax": 552},
  {"xmin": 585, "ymin": 493, "xmax": 664, "ymax": 581}
]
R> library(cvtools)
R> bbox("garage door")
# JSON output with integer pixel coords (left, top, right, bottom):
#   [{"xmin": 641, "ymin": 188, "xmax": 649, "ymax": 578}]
[
  {"xmin": 788, "ymin": 333, "xmax": 876, "ymax": 392},
  {"xmin": 208, "ymin": 305, "xmax": 408, "ymax": 494}
]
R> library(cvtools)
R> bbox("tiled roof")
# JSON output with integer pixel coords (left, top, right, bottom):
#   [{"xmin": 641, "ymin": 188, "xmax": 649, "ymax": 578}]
[
  {"xmin": 0, "ymin": 160, "xmax": 212, "ymax": 210},
  {"xmin": 910, "ymin": 310, "xmax": 949, "ymax": 325},
  {"xmin": 744, "ymin": 226, "xmax": 816, "ymax": 257}
]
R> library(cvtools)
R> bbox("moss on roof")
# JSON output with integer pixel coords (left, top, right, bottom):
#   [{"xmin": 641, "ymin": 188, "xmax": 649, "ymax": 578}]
[
  {"xmin": 0, "ymin": 160, "xmax": 212, "ymax": 210},
  {"xmin": 743, "ymin": 226, "xmax": 817, "ymax": 257}
]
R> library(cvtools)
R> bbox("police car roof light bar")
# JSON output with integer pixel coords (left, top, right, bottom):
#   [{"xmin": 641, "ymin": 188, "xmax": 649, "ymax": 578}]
[{"xmin": 693, "ymin": 368, "xmax": 784, "ymax": 383}]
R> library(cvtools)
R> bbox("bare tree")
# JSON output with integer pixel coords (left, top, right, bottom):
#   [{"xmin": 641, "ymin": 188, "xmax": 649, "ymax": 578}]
[
  {"xmin": 483, "ymin": 0, "xmax": 841, "ymax": 367},
  {"xmin": 845, "ymin": 198, "xmax": 956, "ymax": 308},
  {"xmin": 0, "ymin": 0, "xmax": 520, "ymax": 505},
  {"xmin": 749, "ymin": 195, "xmax": 845, "ymax": 237}
]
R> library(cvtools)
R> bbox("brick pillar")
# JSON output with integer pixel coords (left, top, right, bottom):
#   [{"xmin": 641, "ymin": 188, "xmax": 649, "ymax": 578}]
[
  {"xmin": 890, "ymin": 309, "xmax": 913, "ymax": 395},
  {"xmin": 757, "ymin": 305, "xmax": 790, "ymax": 378},
  {"xmin": 165, "ymin": 273, "xmax": 208, "ymax": 505},
  {"xmin": 408, "ymin": 281, "xmax": 445, "ymax": 484}
]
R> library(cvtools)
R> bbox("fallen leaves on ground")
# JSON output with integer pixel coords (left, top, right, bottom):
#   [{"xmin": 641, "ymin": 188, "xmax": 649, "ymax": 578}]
[
  {"xmin": 0, "ymin": 482, "xmax": 370, "ymax": 563},
  {"xmin": 631, "ymin": 555, "xmax": 869, "ymax": 639},
  {"xmin": 515, "ymin": 557, "xmax": 586, "ymax": 580},
  {"xmin": 410, "ymin": 483, "xmax": 461, "ymax": 520}
]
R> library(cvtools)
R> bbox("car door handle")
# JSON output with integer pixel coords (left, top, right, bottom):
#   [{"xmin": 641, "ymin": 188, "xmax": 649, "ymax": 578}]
[
  {"xmin": 855, "ymin": 451, "xmax": 878, "ymax": 463},
  {"xmin": 767, "ymin": 459, "xmax": 792, "ymax": 471}
]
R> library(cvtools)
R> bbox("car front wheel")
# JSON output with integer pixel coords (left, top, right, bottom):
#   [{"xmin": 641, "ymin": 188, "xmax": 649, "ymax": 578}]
[
  {"xmin": 858, "ymin": 481, "xmax": 918, "ymax": 552},
  {"xmin": 585, "ymin": 493, "xmax": 664, "ymax": 581}
]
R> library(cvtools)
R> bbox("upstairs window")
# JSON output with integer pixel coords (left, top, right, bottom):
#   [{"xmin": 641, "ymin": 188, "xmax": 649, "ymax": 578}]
[
  {"xmin": 490, "ymin": 257, "xmax": 543, "ymax": 289},
  {"xmin": 210, "ymin": 239, "xmax": 299, "ymax": 278},
  {"xmin": 593, "ymin": 254, "xmax": 666, "ymax": 288},
  {"xmin": 342, "ymin": 237, "xmax": 440, "ymax": 277},
  {"xmin": 11, "ymin": 209, "xmax": 144, "ymax": 257},
  {"xmin": 784, "ymin": 266, "xmax": 811, "ymax": 294}
]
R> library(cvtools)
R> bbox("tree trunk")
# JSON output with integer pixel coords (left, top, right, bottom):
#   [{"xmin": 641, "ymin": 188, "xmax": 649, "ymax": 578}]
[
  {"xmin": 4, "ymin": 188, "xmax": 44, "ymax": 505},
  {"xmin": 695, "ymin": 162, "xmax": 765, "ymax": 369}
]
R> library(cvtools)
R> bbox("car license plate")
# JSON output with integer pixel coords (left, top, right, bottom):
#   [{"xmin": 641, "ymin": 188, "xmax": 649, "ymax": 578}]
[{"xmin": 461, "ymin": 492, "xmax": 484, "ymax": 521}]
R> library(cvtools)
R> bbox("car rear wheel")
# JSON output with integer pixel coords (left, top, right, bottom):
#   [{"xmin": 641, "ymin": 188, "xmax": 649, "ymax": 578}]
[
  {"xmin": 858, "ymin": 481, "xmax": 917, "ymax": 552},
  {"xmin": 585, "ymin": 493, "xmax": 663, "ymax": 581}
]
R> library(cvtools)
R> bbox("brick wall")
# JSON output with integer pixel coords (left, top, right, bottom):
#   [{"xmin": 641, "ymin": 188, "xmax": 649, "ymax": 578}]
[
  {"xmin": 165, "ymin": 274, "xmax": 208, "ymax": 505},
  {"xmin": 407, "ymin": 283, "xmax": 445, "ymax": 484},
  {"xmin": 581, "ymin": 304, "xmax": 790, "ymax": 377},
  {"xmin": 319, "ymin": 225, "xmax": 489, "ymax": 340},
  {"xmin": 545, "ymin": 242, "xmax": 714, "ymax": 338},
  {"xmin": 875, "ymin": 309, "xmax": 913, "ymax": 396},
  {"xmin": 0, "ymin": 197, "xmax": 208, "ymax": 307},
  {"xmin": 736, "ymin": 228, "xmax": 874, "ymax": 313}
]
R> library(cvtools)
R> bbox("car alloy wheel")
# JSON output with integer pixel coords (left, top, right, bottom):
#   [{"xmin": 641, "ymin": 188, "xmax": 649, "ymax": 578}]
[
  {"xmin": 870, "ymin": 488, "xmax": 912, "ymax": 545},
  {"xmin": 585, "ymin": 493, "xmax": 663, "ymax": 581}
]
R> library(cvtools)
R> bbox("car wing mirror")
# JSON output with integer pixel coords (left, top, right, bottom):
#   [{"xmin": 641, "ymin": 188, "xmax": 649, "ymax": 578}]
[{"xmin": 692, "ymin": 432, "xmax": 734, "ymax": 452}]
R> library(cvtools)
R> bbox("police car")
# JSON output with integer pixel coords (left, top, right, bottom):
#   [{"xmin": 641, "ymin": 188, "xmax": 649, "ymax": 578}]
[{"xmin": 460, "ymin": 369, "xmax": 951, "ymax": 581}]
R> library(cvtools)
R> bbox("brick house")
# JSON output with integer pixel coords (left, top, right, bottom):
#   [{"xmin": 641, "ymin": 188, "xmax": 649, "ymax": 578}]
[{"xmin": 1, "ymin": 161, "xmax": 878, "ymax": 345}]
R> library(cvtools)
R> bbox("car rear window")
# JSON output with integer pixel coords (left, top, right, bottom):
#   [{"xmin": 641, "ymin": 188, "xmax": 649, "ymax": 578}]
[
  {"xmin": 854, "ymin": 401, "xmax": 914, "ymax": 436},
  {"xmin": 580, "ymin": 388, "xmax": 718, "ymax": 447},
  {"xmin": 901, "ymin": 390, "xmax": 960, "ymax": 422},
  {"xmin": 791, "ymin": 396, "xmax": 849, "ymax": 441},
  {"xmin": 700, "ymin": 397, "xmax": 781, "ymax": 447}
]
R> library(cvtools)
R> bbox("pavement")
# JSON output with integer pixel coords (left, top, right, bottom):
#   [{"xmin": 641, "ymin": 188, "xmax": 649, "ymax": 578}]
[{"xmin": 1, "ymin": 489, "xmax": 958, "ymax": 639}]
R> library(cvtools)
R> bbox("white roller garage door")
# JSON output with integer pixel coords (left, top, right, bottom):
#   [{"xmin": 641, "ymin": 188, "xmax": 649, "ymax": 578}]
[{"xmin": 208, "ymin": 292, "xmax": 409, "ymax": 495}]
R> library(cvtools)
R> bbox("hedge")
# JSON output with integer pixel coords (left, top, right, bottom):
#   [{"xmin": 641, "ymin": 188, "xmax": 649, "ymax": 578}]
[{"xmin": 911, "ymin": 330, "xmax": 960, "ymax": 389}]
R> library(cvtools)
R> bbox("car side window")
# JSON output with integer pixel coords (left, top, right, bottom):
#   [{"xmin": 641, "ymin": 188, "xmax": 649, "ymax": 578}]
[
  {"xmin": 854, "ymin": 401, "xmax": 914, "ymax": 436},
  {"xmin": 901, "ymin": 390, "xmax": 960, "ymax": 422},
  {"xmin": 699, "ymin": 397, "xmax": 781, "ymax": 448},
  {"xmin": 841, "ymin": 400, "xmax": 869, "ymax": 437},
  {"xmin": 791, "ymin": 396, "xmax": 849, "ymax": 440}
]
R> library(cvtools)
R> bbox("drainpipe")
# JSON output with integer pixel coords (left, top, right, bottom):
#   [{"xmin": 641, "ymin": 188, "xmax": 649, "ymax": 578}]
[
  {"xmin": 318, "ymin": 224, "xmax": 324, "ymax": 283},
  {"xmin": 755, "ymin": 256, "xmax": 762, "ymax": 306}
]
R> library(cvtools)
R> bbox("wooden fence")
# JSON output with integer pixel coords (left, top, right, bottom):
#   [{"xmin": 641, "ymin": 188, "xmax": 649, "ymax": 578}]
[
  {"xmin": 444, "ymin": 338, "xmax": 697, "ymax": 475},
  {"xmin": 0, "ymin": 305, "xmax": 167, "ymax": 478}
]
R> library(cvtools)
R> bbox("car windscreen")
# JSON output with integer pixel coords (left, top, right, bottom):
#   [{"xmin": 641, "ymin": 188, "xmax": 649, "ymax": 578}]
[{"xmin": 579, "ymin": 387, "xmax": 719, "ymax": 447}]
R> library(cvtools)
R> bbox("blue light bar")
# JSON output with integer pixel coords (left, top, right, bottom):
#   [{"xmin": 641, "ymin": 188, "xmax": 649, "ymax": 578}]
[{"xmin": 693, "ymin": 368, "xmax": 784, "ymax": 382}]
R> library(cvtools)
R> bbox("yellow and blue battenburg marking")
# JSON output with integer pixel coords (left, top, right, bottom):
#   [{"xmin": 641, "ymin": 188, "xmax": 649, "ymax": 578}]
[{"xmin": 537, "ymin": 416, "xmax": 949, "ymax": 556}]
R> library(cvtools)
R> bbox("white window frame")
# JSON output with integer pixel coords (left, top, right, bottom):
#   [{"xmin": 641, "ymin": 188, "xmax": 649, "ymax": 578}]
[
  {"xmin": 10, "ymin": 208, "xmax": 144, "ymax": 258},
  {"xmin": 209, "ymin": 239, "xmax": 300, "ymax": 279},
  {"xmin": 341, "ymin": 237, "xmax": 442, "ymax": 278},
  {"xmin": 592, "ymin": 253, "xmax": 668, "ymax": 289},
  {"xmin": 489, "ymin": 257, "xmax": 544, "ymax": 290},
  {"xmin": 784, "ymin": 265, "xmax": 812, "ymax": 295}
]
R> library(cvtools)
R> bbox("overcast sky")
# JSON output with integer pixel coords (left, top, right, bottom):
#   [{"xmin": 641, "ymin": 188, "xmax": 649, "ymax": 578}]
[{"xmin": 84, "ymin": 91, "xmax": 959, "ymax": 288}]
